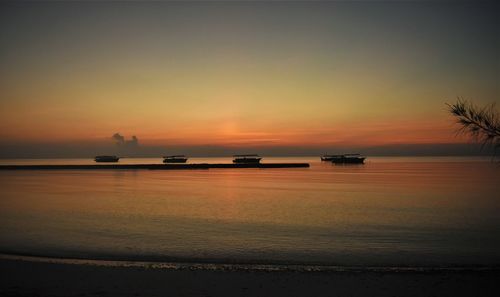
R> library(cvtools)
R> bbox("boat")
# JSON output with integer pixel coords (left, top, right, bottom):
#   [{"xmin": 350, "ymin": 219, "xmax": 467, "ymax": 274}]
[
  {"xmin": 321, "ymin": 154, "xmax": 336, "ymax": 161},
  {"xmin": 94, "ymin": 155, "xmax": 119, "ymax": 162},
  {"xmin": 232, "ymin": 154, "xmax": 262, "ymax": 164},
  {"xmin": 328, "ymin": 154, "xmax": 365, "ymax": 164},
  {"xmin": 163, "ymin": 155, "xmax": 188, "ymax": 163}
]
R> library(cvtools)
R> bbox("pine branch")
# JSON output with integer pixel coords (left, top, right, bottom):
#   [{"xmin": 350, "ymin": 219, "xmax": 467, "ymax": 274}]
[{"xmin": 447, "ymin": 98, "xmax": 500, "ymax": 157}]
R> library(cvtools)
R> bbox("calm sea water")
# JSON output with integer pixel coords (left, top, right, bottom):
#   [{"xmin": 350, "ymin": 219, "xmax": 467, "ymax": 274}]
[{"xmin": 0, "ymin": 157, "xmax": 499, "ymax": 267}]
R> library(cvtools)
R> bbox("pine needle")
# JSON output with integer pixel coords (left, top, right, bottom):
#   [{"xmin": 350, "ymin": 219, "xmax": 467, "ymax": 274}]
[{"xmin": 446, "ymin": 98, "xmax": 500, "ymax": 160}]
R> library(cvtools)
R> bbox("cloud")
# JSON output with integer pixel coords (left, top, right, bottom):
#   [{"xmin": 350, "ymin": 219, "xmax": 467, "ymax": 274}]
[
  {"xmin": 112, "ymin": 133, "xmax": 125, "ymax": 145},
  {"xmin": 111, "ymin": 133, "xmax": 139, "ymax": 148},
  {"xmin": 126, "ymin": 135, "xmax": 139, "ymax": 147}
]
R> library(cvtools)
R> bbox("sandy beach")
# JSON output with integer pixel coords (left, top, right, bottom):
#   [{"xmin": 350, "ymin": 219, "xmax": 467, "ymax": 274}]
[{"xmin": 1, "ymin": 258, "xmax": 498, "ymax": 297}]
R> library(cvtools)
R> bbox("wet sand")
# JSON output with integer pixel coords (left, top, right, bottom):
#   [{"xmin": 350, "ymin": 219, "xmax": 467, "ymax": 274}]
[{"xmin": 1, "ymin": 258, "xmax": 498, "ymax": 297}]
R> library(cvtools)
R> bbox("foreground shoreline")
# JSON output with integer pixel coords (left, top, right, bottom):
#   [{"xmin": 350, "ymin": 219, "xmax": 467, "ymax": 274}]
[
  {"xmin": 1, "ymin": 253, "xmax": 499, "ymax": 273},
  {"xmin": 1, "ymin": 256, "xmax": 498, "ymax": 297}
]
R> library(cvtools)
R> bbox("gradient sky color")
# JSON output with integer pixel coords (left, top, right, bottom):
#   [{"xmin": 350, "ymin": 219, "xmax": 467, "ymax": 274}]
[{"xmin": 0, "ymin": 1, "xmax": 498, "ymax": 156}]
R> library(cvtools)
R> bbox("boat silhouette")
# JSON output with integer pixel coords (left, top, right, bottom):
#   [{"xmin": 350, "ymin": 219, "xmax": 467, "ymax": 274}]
[
  {"xmin": 163, "ymin": 155, "xmax": 188, "ymax": 163},
  {"xmin": 233, "ymin": 154, "xmax": 262, "ymax": 164},
  {"xmin": 94, "ymin": 155, "xmax": 120, "ymax": 162},
  {"xmin": 321, "ymin": 154, "xmax": 365, "ymax": 164}
]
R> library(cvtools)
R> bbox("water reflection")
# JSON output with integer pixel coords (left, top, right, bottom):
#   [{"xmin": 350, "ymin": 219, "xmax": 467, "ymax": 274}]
[{"xmin": 0, "ymin": 157, "xmax": 498, "ymax": 266}]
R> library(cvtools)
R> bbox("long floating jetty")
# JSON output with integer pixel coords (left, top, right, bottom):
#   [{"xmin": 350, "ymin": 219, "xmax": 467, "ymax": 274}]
[{"xmin": 0, "ymin": 163, "xmax": 310, "ymax": 170}]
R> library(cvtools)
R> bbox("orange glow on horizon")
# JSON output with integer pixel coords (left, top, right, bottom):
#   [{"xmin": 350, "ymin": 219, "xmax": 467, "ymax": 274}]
[{"xmin": 0, "ymin": 116, "xmax": 467, "ymax": 148}]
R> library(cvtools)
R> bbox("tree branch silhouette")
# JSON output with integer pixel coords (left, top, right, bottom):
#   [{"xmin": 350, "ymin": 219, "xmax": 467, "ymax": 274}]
[{"xmin": 447, "ymin": 98, "xmax": 500, "ymax": 158}]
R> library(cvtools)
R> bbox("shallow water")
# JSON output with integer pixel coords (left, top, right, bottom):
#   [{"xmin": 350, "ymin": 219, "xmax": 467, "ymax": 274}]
[{"xmin": 0, "ymin": 157, "xmax": 499, "ymax": 267}]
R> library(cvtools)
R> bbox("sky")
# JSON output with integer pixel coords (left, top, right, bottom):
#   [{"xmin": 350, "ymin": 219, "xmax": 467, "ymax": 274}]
[{"xmin": 0, "ymin": 0, "xmax": 498, "ymax": 157}]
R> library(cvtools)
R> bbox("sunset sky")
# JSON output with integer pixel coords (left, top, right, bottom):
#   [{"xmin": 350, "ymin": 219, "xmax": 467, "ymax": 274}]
[{"xmin": 0, "ymin": 1, "xmax": 498, "ymax": 157}]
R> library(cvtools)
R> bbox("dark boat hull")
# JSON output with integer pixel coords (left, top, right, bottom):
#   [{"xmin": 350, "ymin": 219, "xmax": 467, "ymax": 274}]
[
  {"xmin": 331, "ymin": 157, "xmax": 365, "ymax": 164},
  {"xmin": 163, "ymin": 158, "xmax": 188, "ymax": 163},
  {"xmin": 94, "ymin": 156, "xmax": 119, "ymax": 162},
  {"xmin": 233, "ymin": 158, "xmax": 262, "ymax": 164}
]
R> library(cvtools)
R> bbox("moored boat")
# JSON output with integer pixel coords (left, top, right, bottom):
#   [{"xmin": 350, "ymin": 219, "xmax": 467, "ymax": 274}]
[
  {"xmin": 329, "ymin": 154, "xmax": 365, "ymax": 164},
  {"xmin": 94, "ymin": 155, "xmax": 120, "ymax": 162},
  {"xmin": 163, "ymin": 155, "xmax": 188, "ymax": 163},
  {"xmin": 321, "ymin": 154, "xmax": 335, "ymax": 161},
  {"xmin": 233, "ymin": 154, "xmax": 262, "ymax": 164}
]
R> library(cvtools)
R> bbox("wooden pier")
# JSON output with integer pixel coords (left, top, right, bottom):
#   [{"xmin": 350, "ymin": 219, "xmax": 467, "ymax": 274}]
[{"xmin": 0, "ymin": 163, "xmax": 310, "ymax": 170}]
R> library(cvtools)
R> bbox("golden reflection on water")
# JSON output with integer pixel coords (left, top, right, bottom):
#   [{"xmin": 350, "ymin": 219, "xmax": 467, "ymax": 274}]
[{"xmin": 0, "ymin": 157, "xmax": 499, "ymax": 265}]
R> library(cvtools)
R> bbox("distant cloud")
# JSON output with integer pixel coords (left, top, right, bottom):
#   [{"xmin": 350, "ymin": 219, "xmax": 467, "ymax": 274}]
[
  {"xmin": 126, "ymin": 135, "xmax": 139, "ymax": 148},
  {"xmin": 112, "ymin": 133, "xmax": 125, "ymax": 145},
  {"xmin": 111, "ymin": 133, "xmax": 139, "ymax": 148}
]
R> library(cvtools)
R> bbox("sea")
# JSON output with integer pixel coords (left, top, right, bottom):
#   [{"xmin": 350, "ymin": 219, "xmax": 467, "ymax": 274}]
[{"xmin": 0, "ymin": 157, "xmax": 499, "ymax": 269}]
